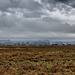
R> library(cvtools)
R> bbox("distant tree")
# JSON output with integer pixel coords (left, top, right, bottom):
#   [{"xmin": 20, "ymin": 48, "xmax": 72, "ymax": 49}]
[
  {"xmin": 21, "ymin": 42, "xmax": 25, "ymax": 46},
  {"xmin": 39, "ymin": 44, "xmax": 42, "ymax": 46},
  {"xmin": 45, "ymin": 44, "xmax": 48, "ymax": 46},
  {"xmin": 17, "ymin": 42, "xmax": 20, "ymax": 46}
]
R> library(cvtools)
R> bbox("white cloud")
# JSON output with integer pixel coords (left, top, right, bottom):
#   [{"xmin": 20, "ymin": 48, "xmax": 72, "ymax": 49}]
[
  {"xmin": 41, "ymin": 3, "xmax": 75, "ymax": 25},
  {"xmin": 34, "ymin": 0, "xmax": 42, "ymax": 4}
]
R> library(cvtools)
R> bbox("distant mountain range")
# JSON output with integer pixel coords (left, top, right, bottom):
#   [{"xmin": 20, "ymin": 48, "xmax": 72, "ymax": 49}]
[{"xmin": 0, "ymin": 40, "xmax": 75, "ymax": 46}]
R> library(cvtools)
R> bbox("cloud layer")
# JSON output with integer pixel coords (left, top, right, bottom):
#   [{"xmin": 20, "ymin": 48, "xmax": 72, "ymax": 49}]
[{"xmin": 0, "ymin": 0, "xmax": 75, "ymax": 40}]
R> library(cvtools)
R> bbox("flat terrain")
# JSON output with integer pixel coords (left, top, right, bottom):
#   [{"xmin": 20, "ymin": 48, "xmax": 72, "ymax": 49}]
[{"xmin": 0, "ymin": 46, "xmax": 75, "ymax": 75}]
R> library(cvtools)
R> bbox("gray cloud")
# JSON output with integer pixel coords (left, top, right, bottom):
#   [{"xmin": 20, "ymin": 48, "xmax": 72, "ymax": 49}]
[
  {"xmin": 0, "ymin": 0, "xmax": 75, "ymax": 40},
  {"xmin": 56, "ymin": 0, "xmax": 68, "ymax": 2},
  {"xmin": 41, "ymin": 0, "xmax": 75, "ymax": 8},
  {"xmin": 57, "ymin": 0, "xmax": 75, "ymax": 8},
  {"xmin": 0, "ymin": 0, "xmax": 42, "ymax": 11}
]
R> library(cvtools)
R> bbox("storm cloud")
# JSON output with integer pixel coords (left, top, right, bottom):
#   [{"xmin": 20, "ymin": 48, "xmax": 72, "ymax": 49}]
[{"xmin": 0, "ymin": 0, "xmax": 75, "ymax": 40}]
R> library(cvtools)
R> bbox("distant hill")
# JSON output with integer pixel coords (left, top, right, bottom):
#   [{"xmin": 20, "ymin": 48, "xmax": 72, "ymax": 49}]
[{"xmin": 0, "ymin": 40, "xmax": 75, "ymax": 46}]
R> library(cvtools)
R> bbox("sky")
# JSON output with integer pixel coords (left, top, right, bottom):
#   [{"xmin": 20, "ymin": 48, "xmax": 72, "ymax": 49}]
[{"xmin": 0, "ymin": 0, "xmax": 75, "ymax": 40}]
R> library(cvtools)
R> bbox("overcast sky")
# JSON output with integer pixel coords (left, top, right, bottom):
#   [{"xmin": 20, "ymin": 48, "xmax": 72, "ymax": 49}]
[{"xmin": 0, "ymin": 0, "xmax": 75, "ymax": 40}]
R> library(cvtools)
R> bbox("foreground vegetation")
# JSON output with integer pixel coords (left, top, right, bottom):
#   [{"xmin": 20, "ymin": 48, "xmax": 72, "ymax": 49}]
[{"xmin": 0, "ymin": 46, "xmax": 75, "ymax": 75}]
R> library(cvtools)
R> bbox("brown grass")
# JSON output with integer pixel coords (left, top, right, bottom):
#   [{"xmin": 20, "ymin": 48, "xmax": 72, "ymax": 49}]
[{"xmin": 0, "ymin": 46, "xmax": 75, "ymax": 75}]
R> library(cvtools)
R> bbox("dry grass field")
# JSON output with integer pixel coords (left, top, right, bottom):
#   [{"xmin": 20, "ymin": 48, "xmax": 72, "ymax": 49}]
[{"xmin": 0, "ymin": 46, "xmax": 75, "ymax": 75}]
